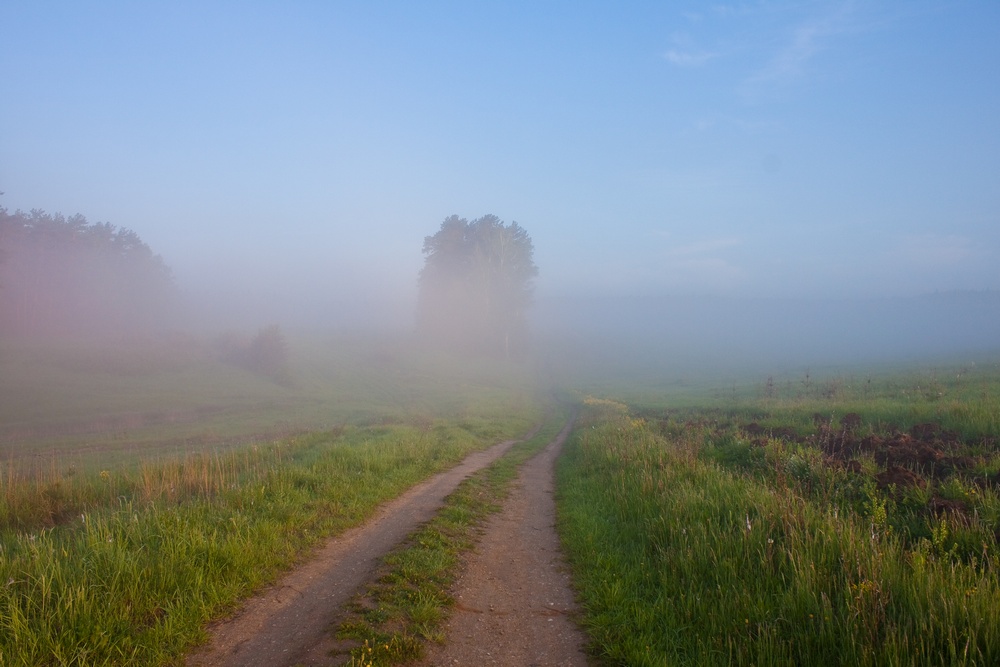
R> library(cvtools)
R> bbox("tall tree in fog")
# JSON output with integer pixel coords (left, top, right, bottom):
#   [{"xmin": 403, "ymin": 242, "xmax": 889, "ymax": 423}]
[{"xmin": 417, "ymin": 214, "xmax": 538, "ymax": 357}]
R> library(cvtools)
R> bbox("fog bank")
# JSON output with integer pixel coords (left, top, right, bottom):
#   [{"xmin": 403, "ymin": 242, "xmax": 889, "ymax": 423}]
[{"xmin": 534, "ymin": 291, "xmax": 1000, "ymax": 374}]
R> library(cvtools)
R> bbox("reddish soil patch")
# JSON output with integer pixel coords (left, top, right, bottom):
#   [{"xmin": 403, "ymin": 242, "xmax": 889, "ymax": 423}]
[
  {"xmin": 817, "ymin": 422, "xmax": 972, "ymax": 483},
  {"xmin": 876, "ymin": 465, "xmax": 926, "ymax": 491},
  {"xmin": 742, "ymin": 419, "xmax": 987, "ymax": 517}
]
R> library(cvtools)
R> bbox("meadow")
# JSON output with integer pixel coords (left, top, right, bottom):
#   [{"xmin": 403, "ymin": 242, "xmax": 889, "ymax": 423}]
[
  {"xmin": 0, "ymin": 334, "xmax": 547, "ymax": 665},
  {"xmin": 5, "ymin": 329, "xmax": 1000, "ymax": 666},
  {"xmin": 0, "ymin": 333, "xmax": 541, "ymax": 467},
  {"xmin": 556, "ymin": 360, "xmax": 1000, "ymax": 666}
]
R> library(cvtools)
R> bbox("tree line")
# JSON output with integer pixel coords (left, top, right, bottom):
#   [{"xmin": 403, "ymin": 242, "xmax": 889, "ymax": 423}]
[
  {"xmin": 0, "ymin": 207, "xmax": 540, "ymax": 361},
  {"xmin": 0, "ymin": 208, "xmax": 176, "ymax": 338}
]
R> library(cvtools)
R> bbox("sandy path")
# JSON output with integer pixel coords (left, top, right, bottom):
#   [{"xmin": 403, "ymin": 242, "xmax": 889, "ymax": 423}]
[
  {"xmin": 416, "ymin": 417, "xmax": 591, "ymax": 667},
  {"xmin": 185, "ymin": 428, "xmax": 539, "ymax": 667}
]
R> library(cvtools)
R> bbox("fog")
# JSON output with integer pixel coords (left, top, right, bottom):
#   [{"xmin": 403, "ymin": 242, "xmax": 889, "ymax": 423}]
[
  {"xmin": 174, "ymin": 267, "xmax": 417, "ymax": 334},
  {"xmin": 171, "ymin": 267, "xmax": 1000, "ymax": 374},
  {"xmin": 534, "ymin": 292, "xmax": 1000, "ymax": 379},
  {"xmin": 2, "ymin": 3, "xmax": 999, "ymax": 379}
]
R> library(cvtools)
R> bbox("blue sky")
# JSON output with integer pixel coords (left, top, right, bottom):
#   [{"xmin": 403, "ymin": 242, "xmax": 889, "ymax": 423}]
[{"xmin": 2, "ymin": 1, "xmax": 998, "ymax": 306}]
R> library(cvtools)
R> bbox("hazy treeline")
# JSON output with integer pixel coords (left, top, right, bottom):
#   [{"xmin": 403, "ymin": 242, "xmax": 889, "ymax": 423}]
[
  {"xmin": 4, "ymin": 203, "xmax": 996, "ymax": 377},
  {"xmin": 0, "ymin": 208, "xmax": 175, "ymax": 339}
]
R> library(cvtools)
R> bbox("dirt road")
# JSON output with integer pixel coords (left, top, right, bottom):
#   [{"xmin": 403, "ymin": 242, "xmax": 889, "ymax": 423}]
[
  {"xmin": 186, "ymin": 433, "xmax": 531, "ymax": 667},
  {"xmin": 186, "ymin": 418, "xmax": 588, "ymax": 666},
  {"xmin": 416, "ymin": 417, "xmax": 590, "ymax": 666}
]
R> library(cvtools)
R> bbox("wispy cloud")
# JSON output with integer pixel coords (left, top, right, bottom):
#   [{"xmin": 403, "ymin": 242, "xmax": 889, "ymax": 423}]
[
  {"xmin": 664, "ymin": 49, "xmax": 719, "ymax": 67},
  {"xmin": 663, "ymin": 28, "xmax": 721, "ymax": 68},
  {"xmin": 739, "ymin": 2, "xmax": 858, "ymax": 102},
  {"xmin": 747, "ymin": 22, "xmax": 823, "ymax": 86}
]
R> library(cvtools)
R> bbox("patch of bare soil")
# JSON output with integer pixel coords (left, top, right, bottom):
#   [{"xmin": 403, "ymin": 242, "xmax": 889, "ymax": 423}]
[
  {"xmin": 745, "ymin": 418, "xmax": 993, "ymax": 519},
  {"xmin": 415, "ymin": 418, "xmax": 590, "ymax": 667},
  {"xmin": 185, "ymin": 429, "xmax": 539, "ymax": 667}
]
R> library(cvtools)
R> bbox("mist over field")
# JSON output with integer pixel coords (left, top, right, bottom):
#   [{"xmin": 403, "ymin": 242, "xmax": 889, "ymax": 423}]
[
  {"xmin": 3, "ymin": 209, "xmax": 999, "ymax": 391},
  {"xmin": 2, "ymin": 2, "xmax": 999, "ymax": 379},
  {"xmin": 535, "ymin": 291, "xmax": 1000, "ymax": 371},
  {"xmin": 6, "ymin": 206, "xmax": 996, "ymax": 381}
]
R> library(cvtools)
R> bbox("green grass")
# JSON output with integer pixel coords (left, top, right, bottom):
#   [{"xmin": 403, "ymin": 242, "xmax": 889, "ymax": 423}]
[
  {"xmin": 9, "ymin": 332, "xmax": 1000, "ymax": 665},
  {"xmin": 556, "ymin": 368, "xmax": 1000, "ymax": 666},
  {"xmin": 333, "ymin": 406, "xmax": 571, "ymax": 667},
  {"xmin": 0, "ymin": 334, "xmax": 548, "ymax": 666},
  {"xmin": 0, "ymin": 419, "xmax": 547, "ymax": 666}
]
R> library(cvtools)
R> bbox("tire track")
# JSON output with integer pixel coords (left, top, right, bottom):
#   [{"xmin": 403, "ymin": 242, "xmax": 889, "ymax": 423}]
[{"xmin": 416, "ymin": 417, "xmax": 590, "ymax": 666}]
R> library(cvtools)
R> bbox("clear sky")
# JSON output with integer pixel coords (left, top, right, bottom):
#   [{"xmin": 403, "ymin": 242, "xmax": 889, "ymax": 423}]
[{"xmin": 2, "ymin": 1, "xmax": 998, "ymax": 307}]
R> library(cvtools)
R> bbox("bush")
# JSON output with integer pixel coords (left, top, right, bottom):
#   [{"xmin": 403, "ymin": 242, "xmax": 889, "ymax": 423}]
[{"xmin": 215, "ymin": 325, "xmax": 292, "ymax": 384}]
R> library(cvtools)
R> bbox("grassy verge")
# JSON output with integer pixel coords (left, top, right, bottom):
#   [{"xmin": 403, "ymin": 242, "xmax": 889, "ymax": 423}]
[
  {"xmin": 0, "ymin": 409, "xmax": 542, "ymax": 666},
  {"xmin": 557, "ymin": 382, "xmax": 1000, "ymax": 666},
  {"xmin": 332, "ymin": 406, "xmax": 571, "ymax": 666}
]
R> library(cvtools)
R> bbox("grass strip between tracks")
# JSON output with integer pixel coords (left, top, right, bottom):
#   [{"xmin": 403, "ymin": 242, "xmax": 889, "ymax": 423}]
[{"xmin": 333, "ymin": 407, "xmax": 571, "ymax": 667}]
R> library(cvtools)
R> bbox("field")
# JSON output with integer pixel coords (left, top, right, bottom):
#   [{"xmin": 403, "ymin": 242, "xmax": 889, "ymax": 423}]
[
  {"xmin": 0, "ymin": 334, "xmax": 542, "ymax": 468},
  {"xmin": 556, "ymin": 361, "xmax": 1000, "ymax": 665},
  {"xmin": 3, "ymin": 332, "xmax": 1000, "ymax": 665},
  {"xmin": 0, "ymin": 334, "xmax": 547, "ymax": 665}
]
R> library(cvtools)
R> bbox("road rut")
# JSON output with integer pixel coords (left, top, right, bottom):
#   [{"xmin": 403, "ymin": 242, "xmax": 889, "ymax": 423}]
[{"xmin": 416, "ymin": 417, "xmax": 590, "ymax": 666}]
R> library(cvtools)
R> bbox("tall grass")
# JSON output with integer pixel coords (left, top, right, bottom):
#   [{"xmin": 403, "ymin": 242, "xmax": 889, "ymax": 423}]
[
  {"xmin": 557, "ymin": 398, "xmax": 1000, "ymax": 665},
  {"xmin": 0, "ymin": 413, "xmax": 540, "ymax": 665}
]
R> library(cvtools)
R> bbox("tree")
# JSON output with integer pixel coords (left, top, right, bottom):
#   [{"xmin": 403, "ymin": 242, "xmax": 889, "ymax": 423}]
[{"xmin": 417, "ymin": 214, "xmax": 538, "ymax": 357}]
